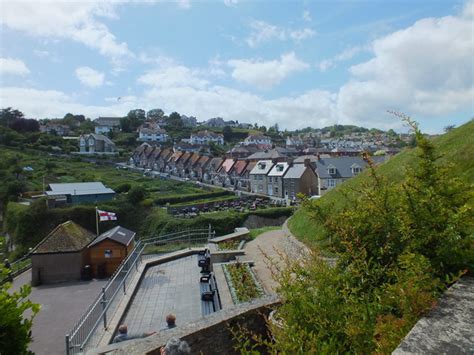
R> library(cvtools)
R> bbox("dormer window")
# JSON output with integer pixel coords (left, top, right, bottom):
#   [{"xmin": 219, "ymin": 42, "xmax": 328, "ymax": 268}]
[
  {"xmin": 277, "ymin": 165, "xmax": 284, "ymax": 172},
  {"xmin": 351, "ymin": 164, "xmax": 362, "ymax": 175},
  {"xmin": 327, "ymin": 164, "xmax": 336, "ymax": 175}
]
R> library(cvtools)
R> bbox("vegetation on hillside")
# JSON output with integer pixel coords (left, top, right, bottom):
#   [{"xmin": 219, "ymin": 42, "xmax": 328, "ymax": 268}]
[
  {"xmin": 242, "ymin": 117, "xmax": 473, "ymax": 353},
  {"xmin": 289, "ymin": 119, "xmax": 474, "ymax": 249}
]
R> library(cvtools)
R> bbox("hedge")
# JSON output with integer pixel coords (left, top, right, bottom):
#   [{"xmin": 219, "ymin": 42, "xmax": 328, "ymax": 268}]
[{"xmin": 154, "ymin": 190, "xmax": 232, "ymax": 205}]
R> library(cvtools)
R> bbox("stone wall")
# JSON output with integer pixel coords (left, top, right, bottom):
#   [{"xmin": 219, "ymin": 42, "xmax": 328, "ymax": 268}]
[
  {"xmin": 243, "ymin": 215, "xmax": 287, "ymax": 229},
  {"xmin": 92, "ymin": 295, "xmax": 280, "ymax": 355}
]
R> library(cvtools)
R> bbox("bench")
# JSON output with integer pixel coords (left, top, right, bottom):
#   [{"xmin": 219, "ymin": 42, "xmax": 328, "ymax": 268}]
[{"xmin": 200, "ymin": 273, "xmax": 222, "ymax": 315}]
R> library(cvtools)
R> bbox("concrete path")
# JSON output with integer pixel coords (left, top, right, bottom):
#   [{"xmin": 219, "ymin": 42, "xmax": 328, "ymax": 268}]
[
  {"xmin": 243, "ymin": 223, "xmax": 310, "ymax": 294},
  {"xmin": 10, "ymin": 270, "xmax": 108, "ymax": 355}
]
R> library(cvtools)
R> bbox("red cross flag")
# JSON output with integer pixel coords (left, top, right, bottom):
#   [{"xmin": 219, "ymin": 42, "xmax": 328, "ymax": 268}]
[{"xmin": 97, "ymin": 209, "xmax": 117, "ymax": 222}]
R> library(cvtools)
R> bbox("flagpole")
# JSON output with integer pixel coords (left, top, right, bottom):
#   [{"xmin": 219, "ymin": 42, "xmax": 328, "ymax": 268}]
[{"xmin": 96, "ymin": 206, "xmax": 99, "ymax": 236}]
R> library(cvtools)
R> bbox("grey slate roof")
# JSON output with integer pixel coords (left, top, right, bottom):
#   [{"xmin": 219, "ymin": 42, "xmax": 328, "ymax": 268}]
[
  {"xmin": 46, "ymin": 182, "xmax": 115, "ymax": 196},
  {"xmin": 247, "ymin": 149, "xmax": 286, "ymax": 160},
  {"xmin": 284, "ymin": 164, "xmax": 309, "ymax": 179},
  {"xmin": 315, "ymin": 156, "xmax": 386, "ymax": 179},
  {"xmin": 88, "ymin": 226, "xmax": 136, "ymax": 247}
]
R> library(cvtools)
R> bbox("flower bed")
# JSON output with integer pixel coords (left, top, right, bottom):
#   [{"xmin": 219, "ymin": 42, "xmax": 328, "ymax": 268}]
[
  {"xmin": 217, "ymin": 239, "xmax": 242, "ymax": 251},
  {"xmin": 223, "ymin": 262, "xmax": 264, "ymax": 303}
]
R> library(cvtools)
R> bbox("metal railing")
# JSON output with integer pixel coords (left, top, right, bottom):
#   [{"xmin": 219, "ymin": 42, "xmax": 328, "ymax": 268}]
[
  {"xmin": 1, "ymin": 254, "xmax": 32, "ymax": 285},
  {"xmin": 65, "ymin": 226, "xmax": 215, "ymax": 355}
]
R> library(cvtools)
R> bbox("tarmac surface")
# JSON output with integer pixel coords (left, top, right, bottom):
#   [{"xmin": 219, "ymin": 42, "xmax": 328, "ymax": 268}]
[{"xmin": 10, "ymin": 270, "xmax": 108, "ymax": 355}]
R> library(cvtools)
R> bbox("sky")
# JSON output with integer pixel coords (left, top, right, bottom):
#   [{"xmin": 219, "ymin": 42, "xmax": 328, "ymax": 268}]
[{"xmin": 0, "ymin": 0, "xmax": 473, "ymax": 133}]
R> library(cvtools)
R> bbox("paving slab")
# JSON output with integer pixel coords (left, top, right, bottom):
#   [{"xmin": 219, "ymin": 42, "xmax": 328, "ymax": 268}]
[{"xmin": 121, "ymin": 255, "xmax": 203, "ymax": 336}]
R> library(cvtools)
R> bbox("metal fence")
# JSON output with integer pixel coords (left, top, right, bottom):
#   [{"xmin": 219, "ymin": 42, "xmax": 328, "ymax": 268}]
[
  {"xmin": 65, "ymin": 227, "xmax": 215, "ymax": 355},
  {"xmin": 1, "ymin": 254, "xmax": 32, "ymax": 285}
]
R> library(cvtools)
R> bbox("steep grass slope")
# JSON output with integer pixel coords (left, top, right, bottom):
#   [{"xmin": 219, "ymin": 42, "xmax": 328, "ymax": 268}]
[{"xmin": 289, "ymin": 120, "xmax": 474, "ymax": 249}]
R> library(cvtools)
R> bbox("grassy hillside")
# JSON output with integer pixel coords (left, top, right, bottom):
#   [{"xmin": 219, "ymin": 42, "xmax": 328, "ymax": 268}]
[{"xmin": 289, "ymin": 120, "xmax": 474, "ymax": 249}]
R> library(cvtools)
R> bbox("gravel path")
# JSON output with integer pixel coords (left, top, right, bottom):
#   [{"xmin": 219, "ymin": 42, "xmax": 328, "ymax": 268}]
[{"xmin": 243, "ymin": 221, "xmax": 310, "ymax": 294}]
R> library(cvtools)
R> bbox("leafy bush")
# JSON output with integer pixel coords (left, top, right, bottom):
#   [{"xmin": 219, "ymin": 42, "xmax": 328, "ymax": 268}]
[{"xmin": 115, "ymin": 183, "xmax": 132, "ymax": 193}]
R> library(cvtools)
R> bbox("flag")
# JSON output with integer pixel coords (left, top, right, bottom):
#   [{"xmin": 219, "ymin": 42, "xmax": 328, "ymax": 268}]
[{"xmin": 97, "ymin": 209, "xmax": 117, "ymax": 222}]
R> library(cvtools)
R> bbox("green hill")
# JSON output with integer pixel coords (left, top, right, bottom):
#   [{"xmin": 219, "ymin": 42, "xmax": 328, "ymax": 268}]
[{"xmin": 289, "ymin": 120, "xmax": 474, "ymax": 250}]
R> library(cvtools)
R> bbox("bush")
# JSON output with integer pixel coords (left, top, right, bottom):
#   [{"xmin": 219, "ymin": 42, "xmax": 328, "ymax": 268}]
[
  {"xmin": 154, "ymin": 190, "xmax": 231, "ymax": 205},
  {"xmin": 127, "ymin": 186, "xmax": 147, "ymax": 204},
  {"xmin": 115, "ymin": 183, "xmax": 132, "ymax": 193}
]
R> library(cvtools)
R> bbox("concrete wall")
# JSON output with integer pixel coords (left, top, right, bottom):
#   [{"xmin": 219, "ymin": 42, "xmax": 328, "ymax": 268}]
[
  {"xmin": 243, "ymin": 214, "xmax": 288, "ymax": 229},
  {"xmin": 31, "ymin": 251, "xmax": 84, "ymax": 285},
  {"xmin": 94, "ymin": 296, "xmax": 280, "ymax": 355}
]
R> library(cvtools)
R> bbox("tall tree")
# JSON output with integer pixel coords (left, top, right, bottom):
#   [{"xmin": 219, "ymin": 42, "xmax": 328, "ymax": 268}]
[{"xmin": 147, "ymin": 108, "xmax": 165, "ymax": 120}]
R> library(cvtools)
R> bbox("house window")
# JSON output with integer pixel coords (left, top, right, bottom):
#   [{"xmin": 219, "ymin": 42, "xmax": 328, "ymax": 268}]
[
  {"xmin": 268, "ymin": 177, "xmax": 272, "ymax": 183},
  {"xmin": 275, "ymin": 187, "xmax": 279, "ymax": 194},
  {"xmin": 104, "ymin": 249, "xmax": 112, "ymax": 258},
  {"xmin": 352, "ymin": 167, "xmax": 362, "ymax": 175},
  {"xmin": 328, "ymin": 167, "xmax": 336, "ymax": 175},
  {"xmin": 259, "ymin": 175, "xmax": 263, "ymax": 181},
  {"xmin": 328, "ymin": 179, "xmax": 336, "ymax": 187}
]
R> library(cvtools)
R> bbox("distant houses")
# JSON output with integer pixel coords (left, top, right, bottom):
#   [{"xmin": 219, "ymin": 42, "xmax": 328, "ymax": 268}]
[
  {"xmin": 39, "ymin": 122, "xmax": 71, "ymax": 136},
  {"xmin": 79, "ymin": 133, "xmax": 117, "ymax": 154},
  {"xmin": 94, "ymin": 117, "xmax": 121, "ymax": 134},
  {"xmin": 189, "ymin": 130, "xmax": 224, "ymax": 145},
  {"xmin": 243, "ymin": 134, "xmax": 272, "ymax": 149},
  {"xmin": 138, "ymin": 122, "xmax": 169, "ymax": 142}
]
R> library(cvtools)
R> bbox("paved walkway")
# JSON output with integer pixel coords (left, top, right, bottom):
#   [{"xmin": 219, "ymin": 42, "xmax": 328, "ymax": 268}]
[
  {"xmin": 10, "ymin": 270, "xmax": 108, "ymax": 355},
  {"xmin": 243, "ymin": 222, "xmax": 310, "ymax": 294},
  {"xmin": 122, "ymin": 255, "xmax": 203, "ymax": 336}
]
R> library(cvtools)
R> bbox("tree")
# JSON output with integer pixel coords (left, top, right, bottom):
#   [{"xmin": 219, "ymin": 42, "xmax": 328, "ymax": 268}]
[
  {"xmin": 127, "ymin": 109, "xmax": 146, "ymax": 131},
  {"xmin": 223, "ymin": 126, "xmax": 233, "ymax": 142},
  {"xmin": 167, "ymin": 112, "xmax": 183, "ymax": 129},
  {"xmin": 120, "ymin": 117, "xmax": 132, "ymax": 133},
  {"xmin": 147, "ymin": 108, "xmax": 165, "ymax": 120},
  {"xmin": 443, "ymin": 124, "xmax": 455, "ymax": 132},
  {"xmin": 0, "ymin": 107, "xmax": 24, "ymax": 127},
  {"xmin": 127, "ymin": 186, "xmax": 147, "ymax": 204},
  {"xmin": 0, "ymin": 267, "xmax": 40, "ymax": 354}
]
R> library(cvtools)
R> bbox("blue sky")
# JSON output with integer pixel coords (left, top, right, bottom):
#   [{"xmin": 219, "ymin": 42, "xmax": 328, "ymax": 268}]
[{"xmin": 0, "ymin": 0, "xmax": 473, "ymax": 133}]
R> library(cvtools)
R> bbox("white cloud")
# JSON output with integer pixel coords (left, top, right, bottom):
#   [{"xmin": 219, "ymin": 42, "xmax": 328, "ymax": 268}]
[
  {"xmin": 223, "ymin": 0, "xmax": 239, "ymax": 6},
  {"xmin": 246, "ymin": 20, "xmax": 315, "ymax": 47},
  {"xmin": 177, "ymin": 0, "xmax": 191, "ymax": 9},
  {"xmin": 302, "ymin": 10, "xmax": 312, "ymax": 22},
  {"xmin": 137, "ymin": 58, "xmax": 209, "ymax": 89},
  {"xmin": 0, "ymin": 58, "xmax": 30, "ymax": 76},
  {"xmin": 318, "ymin": 45, "xmax": 367, "ymax": 72},
  {"xmin": 337, "ymin": 12, "xmax": 474, "ymax": 126},
  {"xmin": 0, "ymin": 1, "xmax": 130, "ymax": 67},
  {"xmin": 75, "ymin": 67, "xmax": 105, "ymax": 88},
  {"xmin": 228, "ymin": 52, "xmax": 310, "ymax": 89}
]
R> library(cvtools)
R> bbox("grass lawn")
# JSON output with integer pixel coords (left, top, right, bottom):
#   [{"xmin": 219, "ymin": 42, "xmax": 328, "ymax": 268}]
[{"xmin": 0, "ymin": 147, "xmax": 208, "ymax": 197}]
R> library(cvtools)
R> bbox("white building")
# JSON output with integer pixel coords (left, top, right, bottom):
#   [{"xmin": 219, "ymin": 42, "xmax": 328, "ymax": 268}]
[
  {"xmin": 244, "ymin": 134, "xmax": 272, "ymax": 148},
  {"xmin": 94, "ymin": 117, "xmax": 121, "ymax": 134},
  {"xmin": 138, "ymin": 124, "xmax": 169, "ymax": 142},
  {"xmin": 190, "ymin": 130, "xmax": 224, "ymax": 145}
]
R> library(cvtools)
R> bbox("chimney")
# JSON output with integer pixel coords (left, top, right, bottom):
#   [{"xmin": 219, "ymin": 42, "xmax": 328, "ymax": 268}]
[
  {"xmin": 316, "ymin": 153, "xmax": 321, "ymax": 160},
  {"xmin": 288, "ymin": 158, "xmax": 294, "ymax": 168},
  {"xmin": 304, "ymin": 158, "xmax": 310, "ymax": 167}
]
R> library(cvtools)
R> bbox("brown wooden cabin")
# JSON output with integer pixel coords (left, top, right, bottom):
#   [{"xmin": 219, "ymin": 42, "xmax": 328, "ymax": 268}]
[{"xmin": 87, "ymin": 226, "xmax": 136, "ymax": 278}]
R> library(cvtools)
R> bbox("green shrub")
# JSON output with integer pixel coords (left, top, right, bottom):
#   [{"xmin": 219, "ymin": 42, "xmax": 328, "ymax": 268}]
[{"xmin": 154, "ymin": 190, "xmax": 231, "ymax": 205}]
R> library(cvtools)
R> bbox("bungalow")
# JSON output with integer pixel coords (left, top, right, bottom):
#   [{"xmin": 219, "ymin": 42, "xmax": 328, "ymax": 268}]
[
  {"xmin": 40, "ymin": 122, "xmax": 71, "ymax": 136},
  {"xmin": 243, "ymin": 134, "xmax": 272, "ymax": 149},
  {"xmin": 45, "ymin": 182, "xmax": 116, "ymax": 205},
  {"xmin": 31, "ymin": 221, "xmax": 96, "ymax": 285},
  {"xmin": 190, "ymin": 130, "xmax": 224, "ymax": 145},
  {"xmin": 267, "ymin": 162, "xmax": 289, "ymax": 198},
  {"xmin": 249, "ymin": 160, "xmax": 274, "ymax": 194},
  {"xmin": 79, "ymin": 133, "xmax": 116, "ymax": 154},
  {"xmin": 283, "ymin": 161, "xmax": 318, "ymax": 200},
  {"xmin": 94, "ymin": 117, "xmax": 121, "ymax": 134}
]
